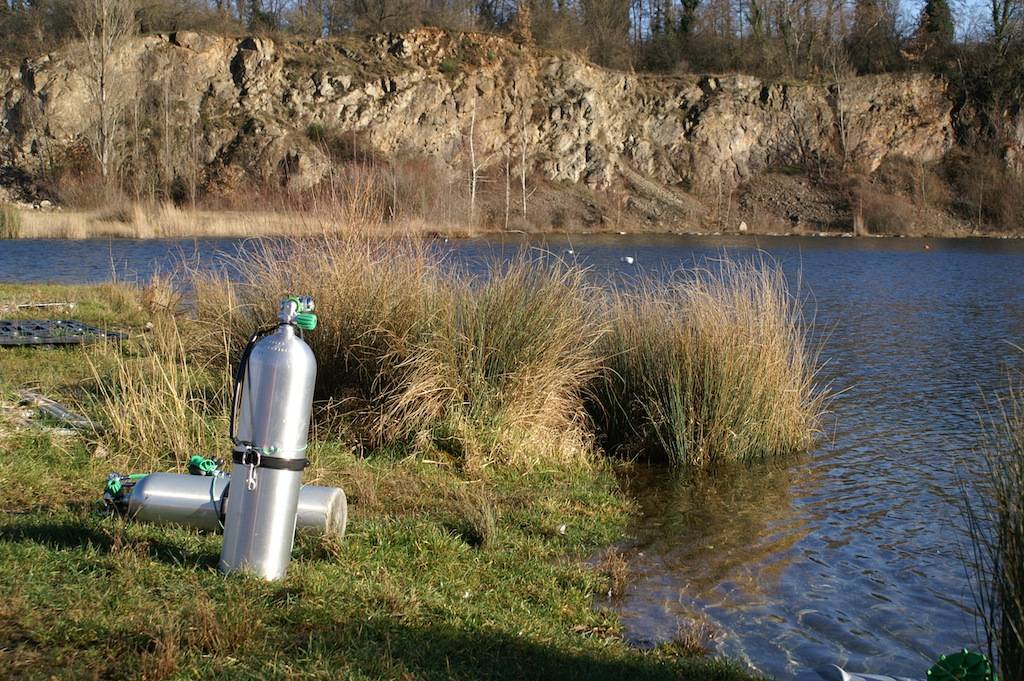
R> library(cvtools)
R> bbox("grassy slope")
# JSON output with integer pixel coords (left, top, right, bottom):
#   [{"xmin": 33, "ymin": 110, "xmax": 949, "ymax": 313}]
[{"xmin": 0, "ymin": 284, "xmax": 762, "ymax": 681}]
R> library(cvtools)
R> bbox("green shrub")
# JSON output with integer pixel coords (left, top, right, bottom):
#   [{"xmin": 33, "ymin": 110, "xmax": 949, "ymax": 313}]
[{"xmin": 306, "ymin": 122, "xmax": 327, "ymax": 144}]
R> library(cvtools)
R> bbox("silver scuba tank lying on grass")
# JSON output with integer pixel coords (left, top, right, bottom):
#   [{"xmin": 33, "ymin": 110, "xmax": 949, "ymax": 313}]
[
  {"xmin": 220, "ymin": 296, "xmax": 319, "ymax": 580},
  {"xmin": 122, "ymin": 471, "xmax": 347, "ymax": 537}
]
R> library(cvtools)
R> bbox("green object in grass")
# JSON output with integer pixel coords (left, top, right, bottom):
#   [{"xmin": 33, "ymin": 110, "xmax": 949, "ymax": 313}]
[
  {"xmin": 104, "ymin": 472, "xmax": 148, "ymax": 498},
  {"xmin": 927, "ymin": 650, "xmax": 995, "ymax": 681},
  {"xmin": 187, "ymin": 455, "xmax": 220, "ymax": 476}
]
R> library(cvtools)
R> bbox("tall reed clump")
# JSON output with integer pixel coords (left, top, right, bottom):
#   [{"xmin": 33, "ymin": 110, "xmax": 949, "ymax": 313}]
[
  {"xmin": 0, "ymin": 203, "xmax": 20, "ymax": 238},
  {"xmin": 408, "ymin": 259, "xmax": 602, "ymax": 465},
  {"xmin": 87, "ymin": 313, "xmax": 231, "ymax": 472},
  {"xmin": 189, "ymin": 238, "xmax": 600, "ymax": 469},
  {"xmin": 964, "ymin": 372, "xmax": 1024, "ymax": 680},
  {"xmin": 592, "ymin": 258, "xmax": 822, "ymax": 469}
]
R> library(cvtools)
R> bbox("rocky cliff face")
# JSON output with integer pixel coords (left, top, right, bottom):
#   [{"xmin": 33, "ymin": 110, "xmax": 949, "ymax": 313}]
[{"xmin": 0, "ymin": 28, "xmax": 959, "ymax": 227}]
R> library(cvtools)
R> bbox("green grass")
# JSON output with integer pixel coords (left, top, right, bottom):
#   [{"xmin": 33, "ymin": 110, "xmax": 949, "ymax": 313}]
[
  {"xmin": 306, "ymin": 122, "xmax": 327, "ymax": 144},
  {"xmin": 0, "ymin": 283, "xmax": 150, "ymax": 399},
  {"xmin": 0, "ymin": 282, "xmax": 765, "ymax": 680},
  {"xmin": 0, "ymin": 282, "xmax": 148, "ymax": 326}
]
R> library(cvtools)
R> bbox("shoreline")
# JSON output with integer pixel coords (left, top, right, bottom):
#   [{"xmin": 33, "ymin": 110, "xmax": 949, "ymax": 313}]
[
  {"xmin": 6, "ymin": 206, "xmax": 1023, "ymax": 241},
  {"xmin": 0, "ymin": 280, "xmax": 768, "ymax": 681}
]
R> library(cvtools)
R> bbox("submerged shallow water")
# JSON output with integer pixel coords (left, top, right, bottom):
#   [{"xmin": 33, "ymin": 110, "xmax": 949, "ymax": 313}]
[{"xmin": 3, "ymin": 233, "xmax": 1024, "ymax": 679}]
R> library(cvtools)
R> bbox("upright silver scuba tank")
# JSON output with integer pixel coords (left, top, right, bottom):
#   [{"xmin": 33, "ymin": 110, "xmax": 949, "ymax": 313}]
[{"xmin": 219, "ymin": 296, "xmax": 318, "ymax": 580}]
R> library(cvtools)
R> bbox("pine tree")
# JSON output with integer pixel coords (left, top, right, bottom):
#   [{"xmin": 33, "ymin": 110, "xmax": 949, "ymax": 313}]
[
  {"xmin": 679, "ymin": 0, "xmax": 700, "ymax": 36},
  {"xmin": 917, "ymin": 0, "xmax": 955, "ymax": 57}
]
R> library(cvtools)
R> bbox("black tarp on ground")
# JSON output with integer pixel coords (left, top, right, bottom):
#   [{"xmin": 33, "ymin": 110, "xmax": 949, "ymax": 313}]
[{"xmin": 0, "ymin": 320, "xmax": 126, "ymax": 346}]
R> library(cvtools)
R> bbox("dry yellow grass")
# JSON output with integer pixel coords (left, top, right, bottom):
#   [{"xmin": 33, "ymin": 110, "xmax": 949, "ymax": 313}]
[
  {"xmin": 674, "ymin": 617, "xmax": 719, "ymax": 657},
  {"xmin": 187, "ymin": 237, "xmax": 600, "ymax": 470},
  {"xmin": 592, "ymin": 257, "xmax": 824, "ymax": 468},
  {"xmin": 86, "ymin": 313, "xmax": 231, "ymax": 472},
  {"xmin": 78, "ymin": 240, "xmax": 822, "ymax": 475},
  {"xmin": 964, "ymin": 368, "xmax": 1024, "ymax": 680},
  {"xmin": 597, "ymin": 547, "xmax": 630, "ymax": 599},
  {"xmin": 0, "ymin": 203, "xmax": 19, "ymax": 238},
  {"xmin": 15, "ymin": 204, "xmax": 476, "ymax": 239}
]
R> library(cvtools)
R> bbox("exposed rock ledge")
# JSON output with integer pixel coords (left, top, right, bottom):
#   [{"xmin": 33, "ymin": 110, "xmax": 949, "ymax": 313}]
[{"xmin": 0, "ymin": 28, "xmax": 964, "ymax": 231}]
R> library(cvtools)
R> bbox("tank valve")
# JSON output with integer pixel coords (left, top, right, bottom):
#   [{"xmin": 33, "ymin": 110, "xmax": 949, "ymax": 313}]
[{"xmin": 280, "ymin": 296, "xmax": 317, "ymax": 330}]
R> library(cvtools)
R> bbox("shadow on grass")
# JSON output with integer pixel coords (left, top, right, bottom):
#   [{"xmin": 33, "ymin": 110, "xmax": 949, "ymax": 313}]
[
  {"xmin": 300, "ymin": 618, "xmax": 751, "ymax": 681},
  {"xmin": 0, "ymin": 513, "xmax": 220, "ymax": 570}
]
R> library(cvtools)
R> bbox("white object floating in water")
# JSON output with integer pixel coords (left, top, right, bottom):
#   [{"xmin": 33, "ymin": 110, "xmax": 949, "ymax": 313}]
[
  {"xmin": 621, "ymin": 256, "xmax": 635, "ymax": 265},
  {"xmin": 817, "ymin": 665, "xmax": 920, "ymax": 681},
  {"xmin": 617, "ymin": 231, "xmax": 627, "ymax": 235},
  {"xmin": 564, "ymin": 249, "xmax": 574, "ymax": 255}
]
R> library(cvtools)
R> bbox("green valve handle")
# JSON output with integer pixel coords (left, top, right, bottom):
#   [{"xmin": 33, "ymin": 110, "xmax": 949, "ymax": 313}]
[
  {"xmin": 105, "ymin": 476, "xmax": 122, "ymax": 497},
  {"xmin": 294, "ymin": 312, "xmax": 318, "ymax": 331},
  {"xmin": 104, "ymin": 473, "xmax": 148, "ymax": 497},
  {"xmin": 187, "ymin": 455, "xmax": 220, "ymax": 476},
  {"xmin": 927, "ymin": 650, "xmax": 996, "ymax": 681}
]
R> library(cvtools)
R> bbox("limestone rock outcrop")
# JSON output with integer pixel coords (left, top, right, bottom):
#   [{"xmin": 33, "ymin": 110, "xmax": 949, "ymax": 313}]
[{"xmin": 0, "ymin": 28, "xmax": 957, "ymax": 218}]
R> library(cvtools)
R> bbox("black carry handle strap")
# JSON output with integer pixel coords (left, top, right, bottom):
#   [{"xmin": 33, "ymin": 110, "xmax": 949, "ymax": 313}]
[
  {"xmin": 229, "ymin": 325, "xmax": 280, "ymax": 444},
  {"xmin": 232, "ymin": 450, "xmax": 310, "ymax": 472}
]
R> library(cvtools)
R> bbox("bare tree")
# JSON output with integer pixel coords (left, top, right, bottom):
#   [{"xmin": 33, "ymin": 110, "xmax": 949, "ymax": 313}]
[
  {"xmin": 512, "ymin": 79, "xmax": 531, "ymax": 219},
  {"xmin": 512, "ymin": 0, "xmax": 534, "ymax": 45},
  {"xmin": 463, "ymin": 94, "xmax": 497, "ymax": 227},
  {"xmin": 520, "ymin": 108, "xmax": 529, "ymax": 218},
  {"xmin": 845, "ymin": 0, "xmax": 902, "ymax": 73},
  {"xmin": 990, "ymin": 0, "xmax": 1023, "ymax": 49},
  {"xmin": 74, "ymin": 0, "xmax": 138, "ymax": 180},
  {"xmin": 332, "ymin": 0, "xmax": 423, "ymax": 32},
  {"xmin": 503, "ymin": 147, "xmax": 512, "ymax": 230},
  {"xmin": 467, "ymin": 99, "xmax": 483, "ymax": 225},
  {"xmin": 828, "ymin": 43, "xmax": 855, "ymax": 169},
  {"xmin": 581, "ymin": 0, "xmax": 632, "ymax": 68}
]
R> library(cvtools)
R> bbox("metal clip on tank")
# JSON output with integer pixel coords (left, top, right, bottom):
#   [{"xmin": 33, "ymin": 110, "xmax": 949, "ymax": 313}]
[{"xmin": 219, "ymin": 296, "xmax": 318, "ymax": 580}]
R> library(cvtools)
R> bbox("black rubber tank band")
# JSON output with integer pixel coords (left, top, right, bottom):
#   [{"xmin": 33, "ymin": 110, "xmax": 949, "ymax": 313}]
[{"xmin": 231, "ymin": 450, "xmax": 309, "ymax": 471}]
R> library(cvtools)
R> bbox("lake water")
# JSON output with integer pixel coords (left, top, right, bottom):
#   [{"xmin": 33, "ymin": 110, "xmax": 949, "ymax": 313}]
[{"xmin": 3, "ymin": 233, "xmax": 1024, "ymax": 680}]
